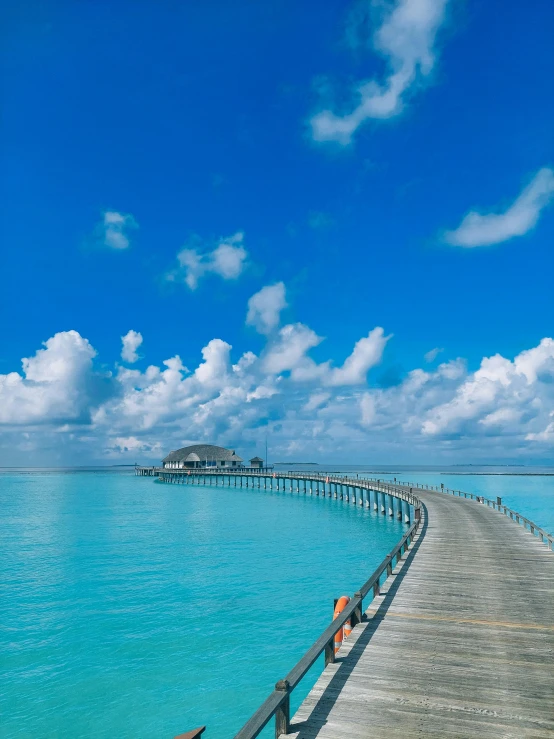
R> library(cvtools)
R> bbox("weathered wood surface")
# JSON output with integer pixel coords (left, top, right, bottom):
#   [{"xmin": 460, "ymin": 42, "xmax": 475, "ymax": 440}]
[{"xmin": 281, "ymin": 490, "xmax": 554, "ymax": 739}]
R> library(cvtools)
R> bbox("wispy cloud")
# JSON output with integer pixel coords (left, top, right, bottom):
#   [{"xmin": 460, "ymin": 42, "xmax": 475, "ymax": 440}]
[
  {"xmin": 307, "ymin": 211, "xmax": 335, "ymax": 230},
  {"xmin": 445, "ymin": 168, "xmax": 554, "ymax": 247},
  {"xmin": 121, "ymin": 330, "xmax": 143, "ymax": 364},
  {"xmin": 246, "ymin": 282, "xmax": 288, "ymax": 334},
  {"xmin": 166, "ymin": 232, "xmax": 248, "ymax": 290},
  {"xmin": 310, "ymin": 0, "xmax": 449, "ymax": 145},
  {"xmin": 424, "ymin": 347, "xmax": 443, "ymax": 362},
  {"xmin": 97, "ymin": 210, "xmax": 138, "ymax": 249}
]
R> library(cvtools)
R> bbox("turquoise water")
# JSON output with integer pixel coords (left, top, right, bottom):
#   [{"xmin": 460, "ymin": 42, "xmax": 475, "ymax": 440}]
[
  {"xmin": 1, "ymin": 469, "xmax": 407, "ymax": 739},
  {"xmin": 1, "ymin": 468, "xmax": 552, "ymax": 739}
]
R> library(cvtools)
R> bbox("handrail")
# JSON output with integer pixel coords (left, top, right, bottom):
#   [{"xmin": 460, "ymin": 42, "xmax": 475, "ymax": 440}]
[
  {"xmin": 144, "ymin": 468, "xmax": 420, "ymax": 506},
  {"xmin": 140, "ymin": 466, "xmax": 552, "ymax": 549},
  {"xmin": 357, "ymin": 475, "xmax": 552, "ymax": 550},
  {"xmin": 356, "ymin": 476, "xmax": 552, "ymax": 550},
  {"xmin": 440, "ymin": 489, "xmax": 553, "ymax": 547},
  {"xmin": 233, "ymin": 515, "xmax": 422, "ymax": 739}
]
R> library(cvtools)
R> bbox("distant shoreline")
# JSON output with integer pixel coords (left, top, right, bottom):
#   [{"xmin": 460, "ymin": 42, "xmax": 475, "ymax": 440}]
[
  {"xmin": 303, "ymin": 470, "xmax": 554, "ymax": 477},
  {"xmin": 439, "ymin": 472, "xmax": 554, "ymax": 477},
  {"xmin": 274, "ymin": 462, "xmax": 319, "ymax": 465},
  {"xmin": 1, "ymin": 465, "xmax": 553, "ymax": 478}
]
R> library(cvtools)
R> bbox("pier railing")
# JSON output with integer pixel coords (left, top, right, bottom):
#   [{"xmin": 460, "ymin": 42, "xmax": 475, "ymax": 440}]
[
  {"xmin": 357, "ymin": 476, "xmax": 553, "ymax": 550},
  {"xmin": 233, "ymin": 512, "xmax": 422, "ymax": 739},
  {"xmin": 137, "ymin": 466, "xmax": 552, "ymax": 548}
]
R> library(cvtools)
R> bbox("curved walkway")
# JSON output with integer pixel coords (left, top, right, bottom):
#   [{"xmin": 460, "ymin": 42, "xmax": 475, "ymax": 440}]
[{"xmin": 282, "ymin": 490, "xmax": 554, "ymax": 739}]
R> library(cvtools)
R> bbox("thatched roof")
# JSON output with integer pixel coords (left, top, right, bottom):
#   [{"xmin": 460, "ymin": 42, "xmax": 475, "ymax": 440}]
[{"xmin": 162, "ymin": 444, "xmax": 243, "ymax": 463}]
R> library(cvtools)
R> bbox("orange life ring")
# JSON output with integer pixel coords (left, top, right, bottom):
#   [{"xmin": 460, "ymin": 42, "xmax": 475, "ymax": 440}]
[{"xmin": 333, "ymin": 595, "xmax": 350, "ymax": 654}]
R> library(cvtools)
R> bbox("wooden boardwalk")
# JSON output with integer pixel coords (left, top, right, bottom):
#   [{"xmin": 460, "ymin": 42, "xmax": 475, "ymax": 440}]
[{"xmin": 282, "ymin": 489, "xmax": 554, "ymax": 739}]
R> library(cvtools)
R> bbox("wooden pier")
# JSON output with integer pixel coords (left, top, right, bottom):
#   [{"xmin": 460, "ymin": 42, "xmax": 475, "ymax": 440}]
[
  {"xmin": 136, "ymin": 469, "xmax": 554, "ymax": 739},
  {"xmin": 283, "ymin": 488, "xmax": 554, "ymax": 739}
]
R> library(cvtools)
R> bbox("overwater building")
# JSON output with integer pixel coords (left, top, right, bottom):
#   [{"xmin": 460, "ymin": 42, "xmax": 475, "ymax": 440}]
[{"xmin": 162, "ymin": 444, "xmax": 243, "ymax": 469}]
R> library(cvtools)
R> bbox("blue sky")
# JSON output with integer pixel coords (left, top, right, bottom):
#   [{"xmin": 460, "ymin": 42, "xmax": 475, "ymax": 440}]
[{"xmin": 1, "ymin": 0, "xmax": 553, "ymax": 465}]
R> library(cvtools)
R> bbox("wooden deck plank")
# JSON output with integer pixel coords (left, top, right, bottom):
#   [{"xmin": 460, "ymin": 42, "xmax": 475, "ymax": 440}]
[{"xmin": 281, "ymin": 490, "xmax": 554, "ymax": 739}]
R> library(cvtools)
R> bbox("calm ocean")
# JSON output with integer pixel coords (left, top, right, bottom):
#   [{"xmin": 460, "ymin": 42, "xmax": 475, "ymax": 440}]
[{"xmin": 1, "ymin": 467, "xmax": 552, "ymax": 738}]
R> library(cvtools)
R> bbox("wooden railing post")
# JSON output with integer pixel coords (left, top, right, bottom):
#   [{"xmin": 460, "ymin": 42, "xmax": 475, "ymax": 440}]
[
  {"xmin": 351, "ymin": 592, "xmax": 363, "ymax": 628},
  {"xmin": 275, "ymin": 680, "xmax": 290, "ymax": 738},
  {"xmin": 324, "ymin": 638, "xmax": 335, "ymax": 666}
]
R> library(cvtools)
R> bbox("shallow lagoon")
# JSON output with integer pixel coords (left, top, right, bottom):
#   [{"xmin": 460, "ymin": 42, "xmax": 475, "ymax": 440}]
[{"xmin": 1, "ymin": 466, "xmax": 552, "ymax": 738}]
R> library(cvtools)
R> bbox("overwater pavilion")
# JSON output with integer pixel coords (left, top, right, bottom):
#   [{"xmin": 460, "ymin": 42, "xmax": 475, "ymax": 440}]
[{"xmin": 162, "ymin": 444, "xmax": 243, "ymax": 469}]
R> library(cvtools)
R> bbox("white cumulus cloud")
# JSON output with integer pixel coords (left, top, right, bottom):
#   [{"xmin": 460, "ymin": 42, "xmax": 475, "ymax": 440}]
[
  {"xmin": 246, "ymin": 282, "xmax": 287, "ymax": 334},
  {"xmin": 445, "ymin": 168, "xmax": 554, "ymax": 247},
  {"xmin": 167, "ymin": 232, "xmax": 247, "ymax": 289},
  {"xmin": 421, "ymin": 339, "xmax": 554, "ymax": 437},
  {"xmin": 327, "ymin": 327, "xmax": 390, "ymax": 385},
  {"xmin": 0, "ymin": 330, "xmax": 97, "ymax": 425},
  {"xmin": 304, "ymin": 392, "xmax": 331, "ymax": 412},
  {"xmin": 263, "ymin": 323, "xmax": 323, "ymax": 375},
  {"xmin": 105, "ymin": 436, "xmax": 163, "ymax": 457},
  {"xmin": 526, "ymin": 412, "xmax": 554, "ymax": 442},
  {"xmin": 98, "ymin": 210, "xmax": 138, "ymax": 249},
  {"xmin": 360, "ymin": 392, "xmax": 376, "ymax": 426},
  {"xmin": 1, "ymin": 325, "xmax": 553, "ymax": 465},
  {"xmin": 311, "ymin": 0, "xmax": 449, "ymax": 145},
  {"xmin": 121, "ymin": 330, "xmax": 143, "ymax": 364}
]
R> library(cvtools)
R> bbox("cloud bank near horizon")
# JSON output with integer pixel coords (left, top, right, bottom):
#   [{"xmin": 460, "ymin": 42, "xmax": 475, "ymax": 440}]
[{"xmin": 1, "ymin": 306, "xmax": 552, "ymax": 465}]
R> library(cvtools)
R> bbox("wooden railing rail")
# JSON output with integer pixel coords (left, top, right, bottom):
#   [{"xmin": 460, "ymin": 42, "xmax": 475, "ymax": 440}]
[
  {"xmin": 353, "ymin": 476, "xmax": 552, "ymax": 550},
  {"xmin": 138, "ymin": 466, "xmax": 551, "ymax": 549},
  {"xmin": 144, "ymin": 468, "xmax": 420, "ymax": 507},
  {"xmin": 232, "ymin": 514, "xmax": 422, "ymax": 739},
  {"xmin": 242, "ymin": 471, "xmax": 551, "ymax": 551},
  {"xmin": 361, "ymin": 477, "xmax": 552, "ymax": 550}
]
